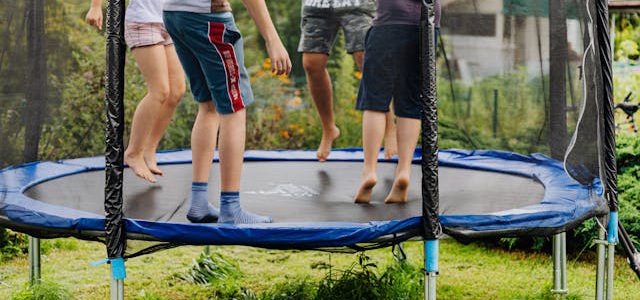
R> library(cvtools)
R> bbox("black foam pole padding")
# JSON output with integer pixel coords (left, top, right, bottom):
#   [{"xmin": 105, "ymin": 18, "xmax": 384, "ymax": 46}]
[
  {"xmin": 596, "ymin": 0, "xmax": 618, "ymax": 212},
  {"xmin": 420, "ymin": 0, "xmax": 442, "ymax": 240},
  {"xmin": 105, "ymin": 0, "xmax": 127, "ymax": 260}
]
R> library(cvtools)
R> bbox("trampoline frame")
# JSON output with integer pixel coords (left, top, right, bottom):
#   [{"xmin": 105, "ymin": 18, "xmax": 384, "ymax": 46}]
[
  {"xmin": 0, "ymin": 148, "xmax": 606, "ymax": 248},
  {"xmin": 6, "ymin": 0, "xmax": 622, "ymax": 299}
]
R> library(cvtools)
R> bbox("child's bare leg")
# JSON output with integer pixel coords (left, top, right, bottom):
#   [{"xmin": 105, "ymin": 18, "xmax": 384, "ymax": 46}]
[
  {"xmin": 187, "ymin": 102, "xmax": 220, "ymax": 223},
  {"xmin": 385, "ymin": 117, "xmax": 420, "ymax": 204},
  {"xmin": 303, "ymin": 53, "xmax": 341, "ymax": 162},
  {"xmin": 218, "ymin": 109, "xmax": 246, "ymax": 192},
  {"xmin": 217, "ymin": 109, "xmax": 271, "ymax": 224},
  {"xmin": 125, "ymin": 45, "xmax": 171, "ymax": 183},
  {"xmin": 144, "ymin": 45, "xmax": 186, "ymax": 176},
  {"xmin": 353, "ymin": 51, "xmax": 398, "ymax": 160},
  {"xmin": 192, "ymin": 102, "xmax": 220, "ymax": 183},
  {"xmin": 355, "ymin": 110, "xmax": 386, "ymax": 204},
  {"xmin": 384, "ymin": 109, "xmax": 398, "ymax": 159}
]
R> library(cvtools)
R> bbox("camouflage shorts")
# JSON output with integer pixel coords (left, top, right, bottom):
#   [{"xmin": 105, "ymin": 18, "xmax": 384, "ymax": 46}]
[{"xmin": 298, "ymin": 0, "xmax": 375, "ymax": 54}]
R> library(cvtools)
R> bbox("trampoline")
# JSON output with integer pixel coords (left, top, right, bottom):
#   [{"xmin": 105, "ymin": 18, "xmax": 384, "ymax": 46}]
[
  {"xmin": 0, "ymin": 0, "xmax": 633, "ymax": 298},
  {"xmin": 0, "ymin": 149, "xmax": 606, "ymax": 250}
]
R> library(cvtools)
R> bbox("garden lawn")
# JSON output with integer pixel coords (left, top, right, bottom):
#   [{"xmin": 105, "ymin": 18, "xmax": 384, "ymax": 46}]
[{"xmin": 0, "ymin": 239, "xmax": 639, "ymax": 299}]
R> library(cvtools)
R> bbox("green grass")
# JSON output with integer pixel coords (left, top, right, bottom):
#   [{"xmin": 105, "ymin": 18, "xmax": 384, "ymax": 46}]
[{"xmin": 0, "ymin": 239, "xmax": 639, "ymax": 299}]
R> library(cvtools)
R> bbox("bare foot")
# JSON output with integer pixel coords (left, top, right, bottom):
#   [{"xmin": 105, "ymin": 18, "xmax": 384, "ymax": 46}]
[
  {"xmin": 317, "ymin": 126, "xmax": 341, "ymax": 162},
  {"xmin": 384, "ymin": 130, "xmax": 398, "ymax": 160},
  {"xmin": 143, "ymin": 151, "xmax": 164, "ymax": 176},
  {"xmin": 385, "ymin": 175, "xmax": 409, "ymax": 204},
  {"xmin": 355, "ymin": 174, "xmax": 377, "ymax": 204},
  {"xmin": 125, "ymin": 151, "xmax": 157, "ymax": 183}
]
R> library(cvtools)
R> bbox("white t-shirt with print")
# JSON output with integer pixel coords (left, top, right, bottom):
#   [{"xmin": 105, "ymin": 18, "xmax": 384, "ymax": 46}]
[{"xmin": 126, "ymin": 0, "xmax": 165, "ymax": 23}]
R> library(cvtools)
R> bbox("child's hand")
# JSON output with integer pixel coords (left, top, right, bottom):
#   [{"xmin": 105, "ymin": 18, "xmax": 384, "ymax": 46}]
[
  {"xmin": 85, "ymin": 6, "xmax": 103, "ymax": 30},
  {"xmin": 266, "ymin": 40, "xmax": 292, "ymax": 76}
]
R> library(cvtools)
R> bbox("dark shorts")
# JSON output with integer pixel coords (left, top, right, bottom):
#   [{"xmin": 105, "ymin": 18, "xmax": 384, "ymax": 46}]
[
  {"xmin": 298, "ymin": 1, "xmax": 375, "ymax": 54},
  {"xmin": 356, "ymin": 25, "xmax": 422, "ymax": 119},
  {"xmin": 163, "ymin": 11, "xmax": 253, "ymax": 114}
]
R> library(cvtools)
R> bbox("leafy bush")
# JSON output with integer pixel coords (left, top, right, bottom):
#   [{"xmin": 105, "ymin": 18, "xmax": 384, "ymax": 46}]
[
  {"xmin": 613, "ymin": 13, "xmax": 640, "ymax": 62},
  {"xmin": 615, "ymin": 134, "xmax": 640, "ymax": 247},
  {"xmin": 570, "ymin": 134, "xmax": 640, "ymax": 252},
  {"xmin": 10, "ymin": 281, "xmax": 72, "ymax": 300},
  {"xmin": 0, "ymin": 229, "xmax": 27, "ymax": 261}
]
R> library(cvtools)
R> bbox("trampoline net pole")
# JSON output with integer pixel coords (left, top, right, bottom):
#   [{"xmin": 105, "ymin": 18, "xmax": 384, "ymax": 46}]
[
  {"xmin": 419, "ymin": 0, "xmax": 441, "ymax": 241},
  {"xmin": 596, "ymin": 0, "xmax": 618, "ymax": 215},
  {"xmin": 105, "ymin": 0, "xmax": 127, "ymax": 298},
  {"xmin": 421, "ymin": 1, "xmax": 440, "ymax": 299},
  {"xmin": 595, "ymin": 0, "xmax": 617, "ymax": 298}
]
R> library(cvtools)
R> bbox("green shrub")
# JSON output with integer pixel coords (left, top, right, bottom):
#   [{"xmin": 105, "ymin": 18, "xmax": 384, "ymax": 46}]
[
  {"xmin": 617, "ymin": 134, "xmax": 640, "ymax": 171},
  {"xmin": 0, "ymin": 229, "xmax": 27, "ymax": 261},
  {"xmin": 257, "ymin": 254, "xmax": 423, "ymax": 300},
  {"xmin": 41, "ymin": 239, "xmax": 80, "ymax": 254},
  {"xmin": 10, "ymin": 281, "xmax": 72, "ymax": 300}
]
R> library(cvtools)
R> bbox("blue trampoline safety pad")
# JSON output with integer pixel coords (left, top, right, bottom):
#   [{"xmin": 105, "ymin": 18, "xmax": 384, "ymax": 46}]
[{"xmin": 0, "ymin": 149, "xmax": 606, "ymax": 249}]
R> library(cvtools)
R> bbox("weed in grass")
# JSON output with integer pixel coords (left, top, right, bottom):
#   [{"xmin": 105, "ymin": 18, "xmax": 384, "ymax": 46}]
[
  {"xmin": 267, "ymin": 254, "xmax": 290, "ymax": 263},
  {"xmin": 176, "ymin": 251, "xmax": 256, "ymax": 298},
  {"xmin": 134, "ymin": 290, "xmax": 166, "ymax": 300},
  {"xmin": 258, "ymin": 253, "xmax": 423, "ymax": 300},
  {"xmin": 309, "ymin": 261, "xmax": 331, "ymax": 270},
  {"xmin": 518, "ymin": 284, "xmax": 583, "ymax": 300},
  {"xmin": 316, "ymin": 254, "xmax": 422, "ymax": 300},
  {"xmin": 177, "ymin": 252, "xmax": 242, "ymax": 285},
  {"xmin": 10, "ymin": 281, "xmax": 72, "ymax": 300},
  {"xmin": 258, "ymin": 279, "xmax": 316, "ymax": 300}
]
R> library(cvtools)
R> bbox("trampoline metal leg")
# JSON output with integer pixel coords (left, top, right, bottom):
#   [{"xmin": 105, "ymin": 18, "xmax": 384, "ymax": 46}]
[
  {"xmin": 426, "ymin": 272, "xmax": 437, "ymax": 300},
  {"xmin": 28, "ymin": 236, "xmax": 41, "ymax": 286},
  {"xmin": 596, "ymin": 229, "xmax": 606, "ymax": 300},
  {"xmin": 110, "ymin": 278, "xmax": 124, "ymax": 300},
  {"xmin": 552, "ymin": 233, "xmax": 568, "ymax": 297},
  {"xmin": 606, "ymin": 243, "xmax": 615, "ymax": 300}
]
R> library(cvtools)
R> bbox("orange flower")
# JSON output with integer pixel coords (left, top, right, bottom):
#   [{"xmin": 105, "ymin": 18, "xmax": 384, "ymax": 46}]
[
  {"xmin": 287, "ymin": 124, "xmax": 305, "ymax": 135},
  {"xmin": 354, "ymin": 71, "xmax": 363, "ymax": 80},
  {"xmin": 277, "ymin": 74, "xmax": 291, "ymax": 85},
  {"xmin": 280, "ymin": 130, "xmax": 290, "ymax": 139},
  {"xmin": 262, "ymin": 58, "xmax": 272, "ymax": 70}
]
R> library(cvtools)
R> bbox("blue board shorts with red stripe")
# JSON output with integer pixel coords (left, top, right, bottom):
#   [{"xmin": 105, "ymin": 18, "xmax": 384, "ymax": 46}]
[{"xmin": 164, "ymin": 11, "xmax": 253, "ymax": 114}]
